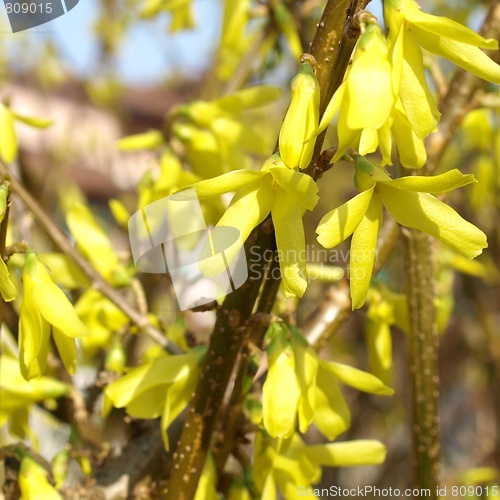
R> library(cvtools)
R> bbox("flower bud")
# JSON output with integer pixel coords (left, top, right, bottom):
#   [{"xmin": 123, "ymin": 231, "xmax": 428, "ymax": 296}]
[{"xmin": 279, "ymin": 59, "xmax": 320, "ymax": 170}]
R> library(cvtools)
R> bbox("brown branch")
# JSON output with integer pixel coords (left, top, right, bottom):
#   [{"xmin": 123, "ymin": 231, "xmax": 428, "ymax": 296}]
[
  {"xmin": 404, "ymin": 230, "xmax": 440, "ymax": 494},
  {"xmin": 165, "ymin": 220, "xmax": 276, "ymax": 500}
]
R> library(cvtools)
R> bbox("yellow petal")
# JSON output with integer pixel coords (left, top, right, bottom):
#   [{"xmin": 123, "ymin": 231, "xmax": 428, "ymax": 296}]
[
  {"xmin": 290, "ymin": 328, "xmax": 318, "ymax": 433},
  {"xmin": 279, "ymin": 61, "xmax": 320, "ymax": 169},
  {"xmin": 38, "ymin": 253, "xmax": 90, "ymax": 290},
  {"xmin": 313, "ymin": 81, "xmax": 346, "ymax": 138},
  {"xmin": 366, "ymin": 319, "xmax": 393, "ymax": 385},
  {"xmin": 18, "ymin": 455, "xmax": 63, "ymax": 500},
  {"xmin": 199, "ymin": 179, "xmax": 274, "ymax": 277},
  {"xmin": 52, "ymin": 328, "xmax": 78, "ymax": 375},
  {"xmin": 269, "ymin": 166, "xmax": 319, "ymax": 211},
  {"xmin": 413, "ymin": 27, "xmax": 500, "ymax": 84},
  {"xmin": 378, "ymin": 119, "xmax": 394, "ymax": 166},
  {"xmin": 66, "ymin": 203, "xmax": 127, "ymax": 284},
  {"xmin": 316, "ymin": 187, "xmax": 374, "ymax": 248},
  {"xmin": 30, "ymin": 275, "xmax": 87, "ymax": 339},
  {"xmin": 358, "ymin": 128, "xmax": 379, "ymax": 156},
  {"xmin": 405, "ymin": 5, "xmax": 498, "ymax": 49},
  {"xmin": 263, "ymin": 334, "xmax": 300, "ymax": 438},
  {"xmin": 332, "ymin": 103, "xmax": 360, "ymax": 162},
  {"xmin": 105, "ymin": 349, "xmax": 204, "ymax": 408},
  {"xmin": 391, "ymin": 99, "xmax": 427, "ymax": 168},
  {"xmin": 347, "ymin": 25, "xmax": 394, "ymax": 130},
  {"xmin": 305, "ymin": 440, "xmax": 386, "ymax": 467},
  {"xmin": 383, "ymin": 169, "xmax": 476, "ymax": 193},
  {"xmin": 313, "ymin": 371, "xmax": 350, "ymax": 440},
  {"xmin": 272, "ymin": 190, "xmax": 308, "ymax": 297},
  {"xmin": 125, "ymin": 385, "xmax": 167, "ymax": 418},
  {"xmin": 116, "ymin": 130, "xmax": 165, "ymax": 151},
  {"xmin": 389, "ymin": 23, "xmax": 404, "ymax": 94},
  {"xmin": 320, "ymin": 360, "xmax": 394, "ymax": 395},
  {"xmin": 399, "ymin": 28, "xmax": 440, "ymax": 139},
  {"xmin": 0, "ymin": 103, "xmax": 18, "ymax": 163},
  {"xmin": 349, "ymin": 193, "xmax": 383, "ymax": 309},
  {"xmin": 274, "ymin": 3, "xmax": 303, "ymax": 60},
  {"xmin": 161, "ymin": 363, "xmax": 200, "ymax": 450},
  {"xmin": 261, "ymin": 473, "xmax": 277, "ymax": 500},
  {"xmin": 0, "ymin": 257, "xmax": 17, "ymax": 301},
  {"xmin": 378, "ymin": 184, "xmax": 488, "ymax": 259},
  {"xmin": 18, "ymin": 274, "xmax": 50, "ymax": 380},
  {"xmin": 194, "ymin": 454, "xmax": 219, "ymax": 500},
  {"xmin": 12, "ymin": 113, "xmax": 53, "ymax": 128},
  {"xmin": 179, "ymin": 170, "xmax": 267, "ymax": 200},
  {"xmin": 216, "ymin": 85, "xmax": 282, "ymax": 114},
  {"xmin": 218, "ymin": 179, "xmax": 274, "ymax": 242}
]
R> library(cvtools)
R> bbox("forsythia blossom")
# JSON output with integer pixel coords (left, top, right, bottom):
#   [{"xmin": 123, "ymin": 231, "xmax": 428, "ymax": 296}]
[
  {"xmin": 316, "ymin": 156, "xmax": 488, "ymax": 309},
  {"xmin": 314, "ymin": 22, "xmax": 397, "ymax": 164},
  {"xmin": 279, "ymin": 59, "xmax": 320, "ymax": 170},
  {"xmin": 104, "ymin": 347, "xmax": 205, "ymax": 450},
  {"xmin": 254, "ymin": 431, "xmax": 386, "ymax": 500},
  {"xmin": 179, "ymin": 152, "xmax": 319, "ymax": 297},
  {"xmin": 385, "ymin": 0, "xmax": 500, "ymax": 140},
  {"xmin": 0, "ymin": 355, "xmax": 69, "ymax": 441},
  {"xmin": 19, "ymin": 251, "xmax": 87, "ymax": 380},
  {"xmin": 262, "ymin": 322, "xmax": 393, "ymax": 439}
]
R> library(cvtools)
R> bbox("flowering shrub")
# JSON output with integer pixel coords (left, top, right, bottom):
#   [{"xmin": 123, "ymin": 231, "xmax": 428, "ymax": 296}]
[{"xmin": 1, "ymin": 0, "xmax": 500, "ymax": 499}]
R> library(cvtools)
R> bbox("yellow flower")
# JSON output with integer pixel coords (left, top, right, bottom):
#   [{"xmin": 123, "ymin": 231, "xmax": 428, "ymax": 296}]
[
  {"xmin": 179, "ymin": 153, "xmax": 319, "ymax": 297},
  {"xmin": 18, "ymin": 453, "xmax": 62, "ymax": 500},
  {"xmin": 316, "ymin": 156, "xmax": 488, "ymax": 309},
  {"xmin": 104, "ymin": 347, "xmax": 205, "ymax": 450},
  {"xmin": 262, "ymin": 323, "xmax": 393, "ymax": 439},
  {"xmin": 172, "ymin": 85, "xmax": 281, "ymax": 176},
  {"xmin": 0, "ymin": 104, "xmax": 52, "ymax": 164},
  {"xmin": 0, "ymin": 355, "xmax": 69, "ymax": 442},
  {"xmin": 279, "ymin": 59, "xmax": 320, "ymax": 170},
  {"xmin": 385, "ymin": 0, "xmax": 500, "ymax": 139},
  {"xmin": 0, "ymin": 255, "xmax": 17, "ymax": 302},
  {"xmin": 19, "ymin": 251, "xmax": 88, "ymax": 380},
  {"xmin": 314, "ymin": 20, "xmax": 427, "ymax": 168},
  {"xmin": 254, "ymin": 430, "xmax": 386, "ymax": 500},
  {"xmin": 65, "ymin": 202, "xmax": 131, "ymax": 286},
  {"xmin": 141, "ymin": 0, "xmax": 194, "ymax": 32}
]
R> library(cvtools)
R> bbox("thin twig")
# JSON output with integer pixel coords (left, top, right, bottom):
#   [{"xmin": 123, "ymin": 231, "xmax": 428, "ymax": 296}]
[{"xmin": 0, "ymin": 162, "xmax": 182, "ymax": 355}]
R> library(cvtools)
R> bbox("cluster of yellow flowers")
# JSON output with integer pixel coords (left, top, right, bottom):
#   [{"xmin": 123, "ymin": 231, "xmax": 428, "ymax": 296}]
[
  {"xmin": 317, "ymin": 0, "xmax": 500, "ymax": 168},
  {"xmin": 181, "ymin": 0, "xmax": 497, "ymax": 311}
]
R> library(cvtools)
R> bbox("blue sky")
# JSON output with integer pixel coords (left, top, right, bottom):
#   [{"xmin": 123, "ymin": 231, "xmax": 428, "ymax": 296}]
[{"xmin": 0, "ymin": 0, "xmax": 222, "ymax": 84}]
